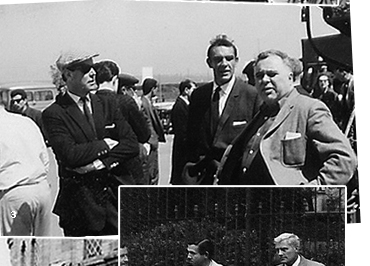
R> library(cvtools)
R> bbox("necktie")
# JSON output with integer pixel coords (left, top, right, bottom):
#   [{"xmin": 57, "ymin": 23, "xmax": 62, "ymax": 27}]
[
  {"xmin": 80, "ymin": 96, "xmax": 96, "ymax": 135},
  {"xmin": 211, "ymin": 87, "xmax": 221, "ymax": 136}
]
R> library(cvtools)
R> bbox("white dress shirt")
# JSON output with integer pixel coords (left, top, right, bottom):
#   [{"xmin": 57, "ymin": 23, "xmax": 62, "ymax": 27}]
[{"xmin": 212, "ymin": 75, "xmax": 236, "ymax": 116}]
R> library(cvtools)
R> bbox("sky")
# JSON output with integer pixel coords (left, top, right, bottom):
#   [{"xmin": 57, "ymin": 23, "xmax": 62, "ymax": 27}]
[
  {"xmin": 0, "ymin": 0, "xmax": 338, "ymax": 84},
  {"xmin": 0, "ymin": 1, "xmax": 369, "ymax": 266}
]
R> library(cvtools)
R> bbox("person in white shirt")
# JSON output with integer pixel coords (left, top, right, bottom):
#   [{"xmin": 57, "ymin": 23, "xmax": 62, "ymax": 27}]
[
  {"xmin": 0, "ymin": 99, "xmax": 52, "ymax": 236},
  {"xmin": 186, "ymin": 239, "xmax": 223, "ymax": 266}
]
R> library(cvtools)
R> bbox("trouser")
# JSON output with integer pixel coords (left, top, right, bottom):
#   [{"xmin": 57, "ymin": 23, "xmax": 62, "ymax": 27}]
[{"xmin": 0, "ymin": 179, "xmax": 52, "ymax": 236}]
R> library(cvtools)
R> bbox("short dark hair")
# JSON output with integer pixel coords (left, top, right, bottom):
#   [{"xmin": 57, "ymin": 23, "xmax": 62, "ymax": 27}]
[
  {"xmin": 10, "ymin": 89, "xmax": 27, "ymax": 99},
  {"xmin": 242, "ymin": 60, "xmax": 256, "ymax": 86},
  {"xmin": 207, "ymin": 34, "xmax": 238, "ymax": 59},
  {"xmin": 197, "ymin": 239, "xmax": 214, "ymax": 259},
  {"xmin": 179, "ymin": 79, "xmax": 196, "ymax": 95},
  {"xmin": 93, "ymin": 60, "xmax": 120, "ymax": 84},
  {"xmin": 142, "ymin": 78, "xmax": 158, "ymax": 95}
]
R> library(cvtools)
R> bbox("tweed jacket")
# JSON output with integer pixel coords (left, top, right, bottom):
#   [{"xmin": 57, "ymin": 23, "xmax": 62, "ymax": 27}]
[{"xmin": 217, "ymin": 88, "xmax": 357, "ymax": 185}]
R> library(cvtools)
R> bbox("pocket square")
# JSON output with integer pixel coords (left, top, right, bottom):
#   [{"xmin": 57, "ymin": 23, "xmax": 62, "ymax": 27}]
[
  {"xmin": 105, "ymin": 123, "xmax": 116, "ymax": 129},
  {"xmin": 233, "ymin": 120, "xmax": 247, "ymax": 126},
  {"xmin": 284, "ymin": 131, "xmax": 301, "ymax": 140}
]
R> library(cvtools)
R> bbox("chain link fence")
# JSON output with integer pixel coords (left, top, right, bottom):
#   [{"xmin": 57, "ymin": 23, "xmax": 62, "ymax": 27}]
[{"xmin": 120, "ymin": 187, "xmax": 345, "ymax": 266}]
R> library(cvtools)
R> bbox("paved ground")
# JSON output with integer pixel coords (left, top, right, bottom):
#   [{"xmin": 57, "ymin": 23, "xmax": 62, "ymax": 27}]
[{"xmin": 47, "ymin": 134, "xmax": 174, "ymax": 236}]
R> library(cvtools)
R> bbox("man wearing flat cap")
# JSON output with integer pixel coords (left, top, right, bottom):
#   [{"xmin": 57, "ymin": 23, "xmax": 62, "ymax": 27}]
[{"xmin": 42, "ymin": 50, "xmax": 140, "ymax": 236}]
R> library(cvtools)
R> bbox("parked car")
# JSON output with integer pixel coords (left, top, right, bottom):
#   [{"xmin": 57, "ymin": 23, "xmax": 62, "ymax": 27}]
[
  {"xmin": 0, "ymin": 82, "xmax": 58, "ymax": 111},
  {"xmin": 153, "ymin": 101, "xmax": 175, "ymax": 134}
]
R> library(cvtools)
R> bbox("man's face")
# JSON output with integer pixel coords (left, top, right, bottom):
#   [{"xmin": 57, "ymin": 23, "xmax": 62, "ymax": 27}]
[
  {"xmin": 186, "ymin": 83, "xmax": 197, "ymax": 98},
  {"xmin": 10, "ymin": 94, "xmax": 27, "ymax": 113},
  {"xmin": 186, "ymin": 244, "xmax": 207, "ymax": 266},
  {"xmin": 275, "ymin": 240, "xmax": 299, "ymax": 266},
  {"xmin": 318, "ymin": 75, "xmax": 330, "ymax": 91},
  {"xmin": 254, "ymin": 55, "xmax": 294, "ymax": 105},
  {"xmin": 66, "ymin": 58, "xmax": 98, "ymax": 96},
  {"xmin": 207, "ymin": 45, "xmax": 238, "ymax": 86}
]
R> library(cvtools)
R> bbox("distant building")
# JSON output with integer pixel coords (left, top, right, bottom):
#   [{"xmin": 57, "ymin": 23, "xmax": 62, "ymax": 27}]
[{"xmin": 7, "ymin": 238, "xmax": 119, "ymax": 266}]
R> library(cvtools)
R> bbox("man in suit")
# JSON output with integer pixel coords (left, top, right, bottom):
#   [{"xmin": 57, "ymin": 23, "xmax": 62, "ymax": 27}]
[
  {"xmin": 170, "ymin": 79, "xmax": 197, "ymax": 185},
  {"xmin": 141, "ymin": 78, "xmax": 166, "ymax": 184},
  {"xmin": 42, "ymin": 50, "xmax": 139, "ymax": 236},
  {"xmin": 93, "ymin": 60, "xmax": 150, "ymax": 185},
  {"xmin": 216, "ymin": 49, "xmax": 356, "ymax": 185},
  {"xmin": 184, "ymin": 34, "xmax": 261, "ymax": 185},
  {"xmin": 274, "ymin": 233, "xmax": 325, "ymax": 266},
  {"xmin": 186, "ymin": 239, "xmax": 223, "ymax": 266}
]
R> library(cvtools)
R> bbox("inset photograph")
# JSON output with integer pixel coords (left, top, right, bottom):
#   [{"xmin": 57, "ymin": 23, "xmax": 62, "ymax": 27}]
[
  {"xmin": 1, "ymin": 237, "xmax": 121, "ymax": 266},
  {"xmin": 120, "ymin": 186, "xmax": 345, "ymax": 266}
]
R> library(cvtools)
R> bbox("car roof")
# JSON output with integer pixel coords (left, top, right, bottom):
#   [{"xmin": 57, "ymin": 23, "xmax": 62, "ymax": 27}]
[{"xmin": 0, "ymin": 81, "xmax": 55, "ymax": 90}]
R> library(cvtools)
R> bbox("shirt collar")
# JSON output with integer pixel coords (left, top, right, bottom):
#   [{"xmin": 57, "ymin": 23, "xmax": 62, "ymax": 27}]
[
  {"xmin": 179, "ymin": 95, "xmax": 190, "ymax": 105},
  {"xmin": 213, "ymin": 75, "xmax": 236, "ymax": 95},
  {"xmin": 291, "ymin": 255, "xmax": 301, "ymax": 266},
  {"xmin": 68, "ymin": 91, "xmax": 91, "ymax": 104}
]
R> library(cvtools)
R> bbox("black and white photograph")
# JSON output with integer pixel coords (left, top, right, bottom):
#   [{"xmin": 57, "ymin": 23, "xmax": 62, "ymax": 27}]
[
  {"xmin": 119, "ymin": 186, "xmax": 346, "ymax": 266},
  {"xmin": 0, "ymin": 0, "xmax": 369, "ymax": 265},
  {"xmin": 0, "ymin": 237, "xmax": 121, "ymax": 266}
]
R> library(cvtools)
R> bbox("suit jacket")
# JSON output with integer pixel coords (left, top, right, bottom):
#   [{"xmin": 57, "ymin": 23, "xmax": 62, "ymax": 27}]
[
  {"xmin": 218, "ymin": 88, "xmax": 357, "ymax": 185},
  {"xmin": 170, "ymin": 96, "xmax": 189, "ymax": 184},
  {"xmin": 141, "ymin": 96, "xmax": 166, "ymax": 143},
  {"xmin": 42, "ymin": 92, "xmax": 139, "ymax": 233},
  {"xmin": 96, "ymin": 89, "xmax": 151, "ymax": 144},
  {"xmin": 187, "ymin": 77, "xmax": 261, "ymax": 165},
  {"xmin": 298, "ymin": 256, "xmax": 325, "ymax": 266}
]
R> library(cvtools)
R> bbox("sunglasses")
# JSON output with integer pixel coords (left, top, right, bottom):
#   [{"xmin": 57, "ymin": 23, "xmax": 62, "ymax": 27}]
[
  {"xmin": 11, "ymin": 98, "xmax": 24, "ymax": 104},
  {"xmin": 67, "ymin": 63, "xmax": 93, "ymax": 74}
]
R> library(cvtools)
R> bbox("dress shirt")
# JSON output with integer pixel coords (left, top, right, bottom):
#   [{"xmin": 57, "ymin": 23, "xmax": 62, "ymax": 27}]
[
  {"xmin": 68, "ymin": 91, "xmax": 93, "ymax": 115},
  {"xmin": 212, "ymin": 75, "xmax": 236, "ymax": 116},
  {"xmin": 179, "ymin": 95, "xmax": 190, "ymax": 106},
  {"xmin": 0, "ymin": 107, "xmax": 49, "ymax": 189}
]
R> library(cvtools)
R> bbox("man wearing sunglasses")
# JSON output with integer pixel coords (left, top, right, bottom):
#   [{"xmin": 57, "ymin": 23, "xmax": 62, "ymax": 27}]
[
  {"xmin": 42, "ymin": 50, "xmax": 140, "ymax": 236},
  {"xmin": 10, "ymin": 89, "xmax": 45, "ymax": 140}
]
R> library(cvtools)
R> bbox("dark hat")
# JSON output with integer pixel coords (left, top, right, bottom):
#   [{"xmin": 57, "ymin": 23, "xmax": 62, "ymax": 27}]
[
  {"xmin": 118, "ymin": 73, "xmax": 139, "ymax": 87},
  {"xmin": 142, "ymin": 78, "xmax": 158, "ymax": 95},
  {"xmin": 10, "ymin": 89, "xmax": 27, "ymax": 99},
  {"xmin": 56, "ymin": 49, "xmax": 99, "ymax": 71}
]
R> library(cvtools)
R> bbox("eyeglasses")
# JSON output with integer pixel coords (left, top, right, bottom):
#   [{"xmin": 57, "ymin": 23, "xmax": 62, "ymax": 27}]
[
  {"xmin": 11, "ymin": 98, "xmax": 24, "ymax": 104},
  {"xmin": 67, "ymin": 63, "xmax": 93, "ymax": 74}
]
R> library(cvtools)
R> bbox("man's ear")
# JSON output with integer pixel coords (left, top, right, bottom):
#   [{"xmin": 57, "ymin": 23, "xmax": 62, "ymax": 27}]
[
  {"xmin": 206, "ymin": 57, "xmax": 212, "ymax": 69},
  {"xmin": 205, "ymin": 251, "xmax": 210, "ymax": 259}
]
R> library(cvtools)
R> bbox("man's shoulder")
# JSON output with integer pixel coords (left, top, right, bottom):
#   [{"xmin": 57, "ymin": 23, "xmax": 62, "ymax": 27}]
[{"xmin": 300, "ymin": 256, "xmax": 325, "ymax": 266}]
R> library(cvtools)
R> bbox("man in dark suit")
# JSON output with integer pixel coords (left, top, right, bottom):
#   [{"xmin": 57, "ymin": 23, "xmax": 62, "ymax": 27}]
[
  {"xmin": 170, "ymin": 79, "xmax": 197, "ymax": 185},
  {"xmin": 42, "ymin": 50, "xmax": 140, "ymax": 236},
  {"xmin": 184, "ymin": 34, "xmax": 261, "ymax": 185},
  {"xmin": 273, "ymin": 233, "xmax": 325, "ymax": 266},
  {"xmin": 141, "ymin": 78, "xmax": 166, "ymax": 184},
  {"xmin": 93, "ymin": 60, "xmax": 151, "ymax": 185},
  {"xmin": 216, "ymin": 49, "xmax": 356, "ymax": 185}
]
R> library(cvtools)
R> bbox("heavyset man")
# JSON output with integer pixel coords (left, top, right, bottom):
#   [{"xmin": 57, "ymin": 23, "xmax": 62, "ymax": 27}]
[{"xmin": 216, "ymin": 49, "xmax": 357, "ymax": 185}]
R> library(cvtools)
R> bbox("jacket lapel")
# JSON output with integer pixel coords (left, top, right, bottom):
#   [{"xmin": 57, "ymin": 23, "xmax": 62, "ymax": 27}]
[
  {"xmin": 264, "ymin": 89, "xmax": 299, "ymax": 137},
  {"xmin": 59, "ymin": 92, "xmax": 97, "ymax": 140},
  {"xmin": 213, "ymin": 78, "xmax": 240, "ymax": 139},
  {"xmin": 91, "ymin": 93, "xmax": 106, "ymax": 139}
]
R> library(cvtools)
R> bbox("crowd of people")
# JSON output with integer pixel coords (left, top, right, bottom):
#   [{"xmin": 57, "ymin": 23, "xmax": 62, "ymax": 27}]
[{"xmin": 0, "ymin": 33, "xmax": 357, "ymax": 237}]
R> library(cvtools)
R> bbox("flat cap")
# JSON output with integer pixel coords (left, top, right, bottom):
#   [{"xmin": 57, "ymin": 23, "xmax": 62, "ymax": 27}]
[
  {"xmin": 56, "ymin": 49, "xmax": 99, "ymax": 71},
  {"xmin": 118, "ymin": 73, "xmax": 139, "ymax": 87}
]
